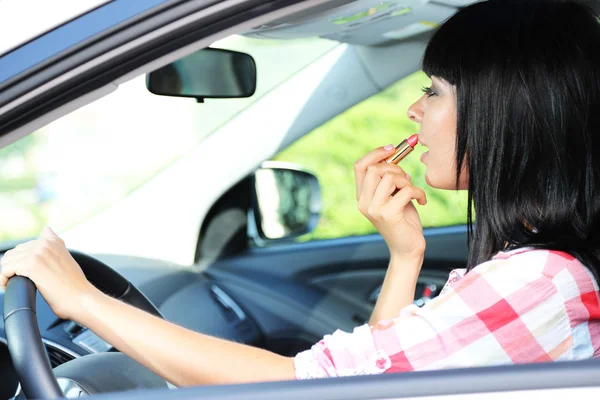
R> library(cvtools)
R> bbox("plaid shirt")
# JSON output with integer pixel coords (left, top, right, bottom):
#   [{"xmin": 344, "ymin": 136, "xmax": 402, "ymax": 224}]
[{"xmin": 294, "ymin": 248, "xmax": 600, "ymax": 378}]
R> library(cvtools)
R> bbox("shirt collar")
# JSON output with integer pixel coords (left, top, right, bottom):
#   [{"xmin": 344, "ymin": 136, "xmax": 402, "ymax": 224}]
[{"xmin": 491, "ymin": 246, "xmax": 535, "ymax": 260}]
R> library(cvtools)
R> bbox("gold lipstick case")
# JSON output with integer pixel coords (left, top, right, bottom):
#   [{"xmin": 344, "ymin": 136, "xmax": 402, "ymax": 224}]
[{"xmin": 385, "ymin": 140, "xmax": 415, "ymax": 164}]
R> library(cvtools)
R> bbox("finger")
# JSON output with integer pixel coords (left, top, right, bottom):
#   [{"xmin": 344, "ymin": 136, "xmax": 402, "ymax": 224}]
[
  {"xmin": 354, "ymin": 144, "xmax": 396, "ymax": 199},
  {"xmin": 382, "ymin": 186, "xmax": 428, "ymax": 219},
  {"xmin": 0, "ymin": 254, "xmax": 20, "ymax": 287},
  {"xmin": 363, "ymin": 162, "xmax": 409, "ymax": 179},
  {"xmin": 371, "ymin": 172, "xmax": 412, "ymax": 209},
  {"xmin": 358, "ymin": 166, "xmax": 382, "ymax": 209},
  {"xmin": 41, "ymin": 226, "xmax": 55, "ymax": 238},
  {"xmin": 42, "ymin": 226, "xmax": 65, "ymax": 246},
  {"xmin": 2, "ymin": 241, "xmax": 55, "ymax": 272},
  {"xmin": 360, "ymin": 164, "xmax": 411, "ymax": 202},
  {"xmin": 9, "ymin": 240, "xmax": 39, "ymax": 253},
  {"xmin": 2, "ymin": 245, "xmax": 27, "ymax": 262},
  {"xmin": 0, "ymin": 252, "xmax": 14, "ymax": 269},
  {"xmin": 2, "ymin": 242, "xmax": 41, "ymax": 264},
  {"xmin": 1, "ymin": 250, "xmax": 31, "ymax": 271},
  {"xmin": 0, "ymin": 255, "xmax": 33, "ymax": 290}
]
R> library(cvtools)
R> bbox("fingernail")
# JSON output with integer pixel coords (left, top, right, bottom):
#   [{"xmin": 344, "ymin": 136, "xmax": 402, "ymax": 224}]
[
  {"xmin": 384, "ymin": 144, "xmax": 394, "ymax": 151},
  {"xmin": 406, "ymin": 173, "xmax": 411, "ymax": 180}
]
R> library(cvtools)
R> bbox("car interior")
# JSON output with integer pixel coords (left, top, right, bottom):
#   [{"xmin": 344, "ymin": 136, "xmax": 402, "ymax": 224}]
[{"xmin": 1, "ymin": 0, "xmax": 600, "ymax": 399}]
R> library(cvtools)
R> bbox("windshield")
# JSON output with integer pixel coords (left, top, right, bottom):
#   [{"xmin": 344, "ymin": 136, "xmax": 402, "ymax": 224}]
[{"xmin": 0, "ymin": 35, "xmax": 338, "ymax": 255}]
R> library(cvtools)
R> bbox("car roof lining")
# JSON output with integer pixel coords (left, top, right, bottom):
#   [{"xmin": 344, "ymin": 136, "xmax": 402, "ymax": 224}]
[{"xmin": 241, "ymin": 0, "xmax": 462, "ymax": 46}]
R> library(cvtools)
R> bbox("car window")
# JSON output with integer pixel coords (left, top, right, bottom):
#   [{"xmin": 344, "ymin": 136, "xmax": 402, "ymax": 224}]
[
  {"xmin": 273, "ymin": 70, "xmax": 468, "ymax": 242},
  {"xmin": 0, "ymin": 35, "xmax": 338, "ymax": 247}
]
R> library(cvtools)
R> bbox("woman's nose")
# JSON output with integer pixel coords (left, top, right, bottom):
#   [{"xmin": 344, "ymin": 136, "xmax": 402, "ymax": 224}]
[{"xmin": 407, "ymin": 99, "xmax": 423, "ymax": 124}]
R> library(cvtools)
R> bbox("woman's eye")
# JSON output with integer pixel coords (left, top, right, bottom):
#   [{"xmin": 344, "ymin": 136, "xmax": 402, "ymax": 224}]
[{"xmin": 420, "ymin": 85, "xmax": 436, "ymax": 97}]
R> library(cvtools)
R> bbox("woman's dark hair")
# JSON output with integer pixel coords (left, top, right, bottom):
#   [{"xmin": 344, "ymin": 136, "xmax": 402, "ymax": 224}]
[{"xmin": 422, "ymin": 0, "xmax": 600, "ymax": 281}]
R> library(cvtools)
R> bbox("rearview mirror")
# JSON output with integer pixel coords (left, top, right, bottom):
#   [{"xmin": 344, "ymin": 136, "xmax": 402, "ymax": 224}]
[
  {"xmin": 146, "ymin": 48, "xmax": 256, "ymax": 101},
  {"xmin": 249, "ymin": 162, "xmax": 321, "ymax": 244}
]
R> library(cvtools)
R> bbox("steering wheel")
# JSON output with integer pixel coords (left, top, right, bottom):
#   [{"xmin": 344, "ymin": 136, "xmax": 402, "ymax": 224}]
[{"xmin": 3, "ymin": 250, "xmax": 166, "ymax": 399}]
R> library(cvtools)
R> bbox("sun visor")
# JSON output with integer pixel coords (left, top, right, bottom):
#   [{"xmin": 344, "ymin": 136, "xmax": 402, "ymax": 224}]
[{"xmin": 241, "ymin": 0, "xmax": 476, "ymax": 46}]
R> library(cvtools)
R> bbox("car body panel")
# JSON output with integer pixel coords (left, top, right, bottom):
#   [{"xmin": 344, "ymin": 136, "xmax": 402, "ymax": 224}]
[{"xmin": 87, "ymin": 359, "xmax": 600, "ymax": 400}]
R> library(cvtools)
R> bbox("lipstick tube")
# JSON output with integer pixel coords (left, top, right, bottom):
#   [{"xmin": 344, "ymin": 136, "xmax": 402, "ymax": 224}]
[{"xmin": 385, "ymin": 134, "xmax": 419, "ymax": 164}]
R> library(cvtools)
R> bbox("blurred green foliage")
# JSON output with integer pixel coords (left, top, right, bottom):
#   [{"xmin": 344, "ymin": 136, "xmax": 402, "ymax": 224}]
[{"xmin": 274, "ymin": 70, "xmax": 469, "ymax": 241}]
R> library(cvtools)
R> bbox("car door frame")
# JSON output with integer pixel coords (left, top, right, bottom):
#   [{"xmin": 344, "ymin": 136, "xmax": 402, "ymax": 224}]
[{"xmin": 92, "ymin": 358, "xmax": 600, "ymax": 400}]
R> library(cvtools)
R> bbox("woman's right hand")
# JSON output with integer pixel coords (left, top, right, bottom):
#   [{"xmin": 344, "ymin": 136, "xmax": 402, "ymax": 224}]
[
  {"xmin": 354, "ymin": 144, "xmax": 427, "ymax": 260},
  {"xmin": 0, "ymin": 227, "xmax": 97, "ymax": 321}
]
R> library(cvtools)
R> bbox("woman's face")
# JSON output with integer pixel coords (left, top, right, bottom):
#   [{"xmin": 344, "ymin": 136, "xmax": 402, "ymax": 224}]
[{"xmin": 407, "ymin": 75, "xmax": 468, "ymax": 190}]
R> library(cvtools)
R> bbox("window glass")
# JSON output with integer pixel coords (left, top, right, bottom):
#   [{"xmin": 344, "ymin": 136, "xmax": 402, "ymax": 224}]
[{"xmin": 0, "ymin": 36, "xmax": 338, "ymax": 245}]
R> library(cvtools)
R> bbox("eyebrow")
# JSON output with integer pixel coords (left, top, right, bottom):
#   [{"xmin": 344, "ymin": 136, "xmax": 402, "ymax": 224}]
[{"xmin": 430, "ymin": 76, "xmax": 450, "ymax": 91}]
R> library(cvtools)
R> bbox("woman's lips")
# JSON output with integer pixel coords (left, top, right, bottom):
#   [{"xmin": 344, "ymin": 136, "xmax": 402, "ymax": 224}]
[{"xmin": 420, "ymin": 151, "xmax": 429, "ymax": 163}]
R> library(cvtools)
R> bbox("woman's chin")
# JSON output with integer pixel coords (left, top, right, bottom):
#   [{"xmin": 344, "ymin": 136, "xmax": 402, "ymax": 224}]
[
  {"xmin": 424, "ymin": 172, "xmax": 451, "ymax": 190},
  {"xmin": 424, "ymin": 171, "xmax": 442, "ymax": 188},
  {"xmin": 424, "ymin": 173, "xmax": 432, "ymax": 187}
]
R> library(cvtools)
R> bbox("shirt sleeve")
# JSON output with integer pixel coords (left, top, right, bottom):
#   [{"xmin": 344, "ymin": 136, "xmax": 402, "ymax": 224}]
[{"xmin": 293, "ymin": 256, "xmax": 573, "ymax": 379}]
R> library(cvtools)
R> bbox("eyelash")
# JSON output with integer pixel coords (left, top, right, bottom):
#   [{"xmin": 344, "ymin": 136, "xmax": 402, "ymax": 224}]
[{"xmin": 421, "ymin": 85, "xmax": 436, "ymax": 97}]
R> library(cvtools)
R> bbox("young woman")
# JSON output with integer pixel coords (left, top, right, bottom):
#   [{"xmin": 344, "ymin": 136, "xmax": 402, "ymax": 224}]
[{"xmin": 2, "ymin": 0, "xmax": 600, "ymax": 386}]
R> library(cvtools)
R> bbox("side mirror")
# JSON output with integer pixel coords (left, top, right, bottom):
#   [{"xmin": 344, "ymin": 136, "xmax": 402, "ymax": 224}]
[
  {"xmin": 249, "ymin": 162, "xmax": 321, "ymax": 245},
  {"xmin": 146, "ymin": 48, "xmax": 256, "ymax": 101}
]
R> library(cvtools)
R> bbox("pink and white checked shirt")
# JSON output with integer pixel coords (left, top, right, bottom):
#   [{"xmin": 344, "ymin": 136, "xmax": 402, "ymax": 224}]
[{"xmin": 294, "ymin": 248, "xmax": 600, "ymax": 378}]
